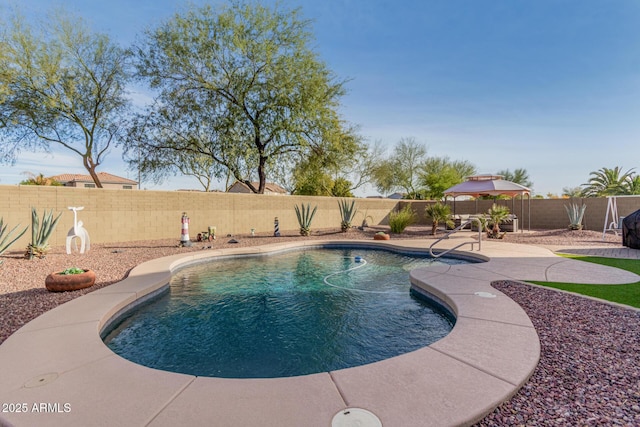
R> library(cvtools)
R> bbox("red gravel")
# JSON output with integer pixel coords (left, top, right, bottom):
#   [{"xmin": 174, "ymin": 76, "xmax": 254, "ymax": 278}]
[{"xmin": 476, "ymin": 281, "xmax": 640, "ymax": 426}]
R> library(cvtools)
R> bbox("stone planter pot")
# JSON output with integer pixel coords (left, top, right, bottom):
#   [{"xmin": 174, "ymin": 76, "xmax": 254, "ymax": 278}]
[
  {"xmin": 373, "ymin": 233, "xmax": 390, "ymax": 240},
  {"xmin": 45, "ymin": 269, "xmax": 96, "ymax": 292}
]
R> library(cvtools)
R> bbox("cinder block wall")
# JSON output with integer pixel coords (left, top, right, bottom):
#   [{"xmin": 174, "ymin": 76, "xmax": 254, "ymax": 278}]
[
  {"xmin": 402, "ymin": 197, "xmax": 640, "ymax": 230},
  {"xmin": 2, "ymin": 185, "xmax": 640, "ymax": 249},
  {"xmin": 0, "ymin": 185, "xmax": 399, "ymax": 248}
]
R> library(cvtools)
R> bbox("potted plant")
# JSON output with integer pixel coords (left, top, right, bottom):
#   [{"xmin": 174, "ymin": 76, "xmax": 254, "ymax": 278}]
[
  {"xmin": 45, "ymin": 267, "xmax": 96, "ymax": 292},
  {"xmin": 373, "ymin": 231, "xmax": 390, "ymax": 240}
]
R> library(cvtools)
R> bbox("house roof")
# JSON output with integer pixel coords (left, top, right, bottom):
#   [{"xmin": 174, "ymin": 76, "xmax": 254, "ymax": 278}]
[
  {"xmin": 50, "ymin": 172, "xmax": 138, "ymax": 185},
  {"xmin": 228, "ymin": 181, "xmax": 288, "ymax": 194}
]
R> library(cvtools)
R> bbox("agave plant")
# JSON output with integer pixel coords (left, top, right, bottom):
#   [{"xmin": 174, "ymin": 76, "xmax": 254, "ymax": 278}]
[
  {"xmin": 358, "ymin": 209, "xmax": 373, "ymax": 229},
  {"xmin": 424, "ymin": 202, "xmax": 454, "ymax": 236},
  {"xmin": 26, "ymin": 208, "xmax": 62, "ymax": 259},
  {"xmin": 337, "ymin": 199, "xmax": 358, "ymax": 232},
  {"xmin": 294, "ymin": 203, "xmax": 317, "ymax": 236},
  {"xmin": 565, "ymin": 203, "xmax": 587, "ymax": 230},
  {"xmin": 0, "ymin": 217, "xmax": 28, "ymax": 263}
]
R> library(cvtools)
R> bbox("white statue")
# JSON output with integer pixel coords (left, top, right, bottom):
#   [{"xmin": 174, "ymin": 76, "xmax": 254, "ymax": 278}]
[{"xmin": 66, "ymin": 206, "xmax": 90, "ymax": 254}]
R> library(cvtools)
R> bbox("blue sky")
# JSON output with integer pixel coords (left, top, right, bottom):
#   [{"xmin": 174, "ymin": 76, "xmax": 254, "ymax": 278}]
[{"xmin": 1, "ymin": 0, "xmax": 639, "ymax": 196}]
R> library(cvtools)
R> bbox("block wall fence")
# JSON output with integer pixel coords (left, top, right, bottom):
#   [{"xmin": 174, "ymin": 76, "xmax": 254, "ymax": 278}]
[
  {"xmin": 403, "ymin": 196, "xmax": 640, "ymax": 231},
  {"xmin": 1, "ymin": 185, "xmax": 639, "ymax": 248},
  {"xmin": 0, "ymin": 185, "xmax": 400, "ymax": 248}
]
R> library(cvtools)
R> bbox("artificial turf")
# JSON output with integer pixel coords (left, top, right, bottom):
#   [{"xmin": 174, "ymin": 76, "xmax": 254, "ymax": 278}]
[{"xmin": 529, "ymin": 255, "xmax": 640, "ymax": 309}]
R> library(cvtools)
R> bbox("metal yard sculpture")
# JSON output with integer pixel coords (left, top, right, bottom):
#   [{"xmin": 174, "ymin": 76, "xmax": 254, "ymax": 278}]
[{"xmin": 66, "ymin": 206, "xmax": 90, "ymax": 254}]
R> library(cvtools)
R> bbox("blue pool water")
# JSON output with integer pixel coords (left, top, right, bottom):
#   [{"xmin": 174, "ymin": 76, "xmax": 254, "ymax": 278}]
[{"xmin": 104, "ymin": 248, "xmax": 465, "ymax": 378}]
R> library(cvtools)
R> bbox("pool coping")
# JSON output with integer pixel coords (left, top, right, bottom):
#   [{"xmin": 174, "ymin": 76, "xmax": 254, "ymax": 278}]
[{"xmin": 1, "ymin": 238, "xmax": 637, "ymax": 426}]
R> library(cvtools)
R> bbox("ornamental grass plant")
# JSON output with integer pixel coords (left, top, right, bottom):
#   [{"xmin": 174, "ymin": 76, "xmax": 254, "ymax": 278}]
[{"xmin": 388, "ymin": 205, "xmax": 416, "ymax": 233}]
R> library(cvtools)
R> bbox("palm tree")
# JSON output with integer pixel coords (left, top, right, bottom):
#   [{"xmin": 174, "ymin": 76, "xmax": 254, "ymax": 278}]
[
  {"xmin": 562, "ymin": 186, "xmax": 583, "ymax": 198},
  {"xmin": 497, "ymin": 168, "xmax": 532, "ymax": 188},
  {"xmin": 424, "ymin": 202, "xmax": 454, "ymax": 236},
  {"xmin": 581, "ymin": 166, "xmax": 635, "ymax": 197},
  {"xmin": 626, "ymin": 175, "xmax": 640, "ymax": 195},
  {"xmin": 485, "ymin": 204, "xmax": 511, "ymax": 238},
  {"xmin": 19, "ymin": 172, "xmax": 62, "ymax": 186}
]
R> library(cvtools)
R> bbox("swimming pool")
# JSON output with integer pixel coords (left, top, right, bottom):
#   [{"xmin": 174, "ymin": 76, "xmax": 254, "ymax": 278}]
[{"xmin": 103, "ymin": 248, "xmax": 467, "ymax": 378}]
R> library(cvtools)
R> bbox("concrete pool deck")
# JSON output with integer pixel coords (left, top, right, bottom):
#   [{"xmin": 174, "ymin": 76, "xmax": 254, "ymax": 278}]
[{"xmin": 0, "ymin": 237, "xmax": 638, "ymax": 427}]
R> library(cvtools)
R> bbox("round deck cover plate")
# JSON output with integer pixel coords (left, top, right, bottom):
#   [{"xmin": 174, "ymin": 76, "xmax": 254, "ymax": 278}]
[{"xmin": 332, "ymin": 408, "xmax": 383, "ymax": 427}]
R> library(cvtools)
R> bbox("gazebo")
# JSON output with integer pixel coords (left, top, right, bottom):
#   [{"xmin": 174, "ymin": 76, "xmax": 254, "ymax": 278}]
[{"xmin": 444, "ymin": 175, "xmax": 531, "ymax": 231}]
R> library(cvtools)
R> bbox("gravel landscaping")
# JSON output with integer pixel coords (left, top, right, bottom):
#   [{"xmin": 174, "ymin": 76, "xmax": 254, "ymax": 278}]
[
  {"xmin": 477, "ymin": 281, "xmax": 640, "ymax": 427},
  {"xmin": 1, "ymin": 226, "xmax": 637, "ymax": 425}
]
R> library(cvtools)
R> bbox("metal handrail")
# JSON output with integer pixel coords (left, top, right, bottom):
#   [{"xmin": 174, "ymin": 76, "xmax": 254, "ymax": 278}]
[{"xmin": 429, "ymin": 218, "xmax": 483, "ymax": 258}]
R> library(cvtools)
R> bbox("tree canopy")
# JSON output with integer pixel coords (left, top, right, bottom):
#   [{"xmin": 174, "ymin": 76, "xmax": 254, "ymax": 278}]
[
  {"xmin": 290, "ymin": 136, "xmax": 375, "ymax": 197},
  {"xmin": 496, "ymin": 168, "xmax": 533, "ymax": 189},
  {"xmin": 419, "ymin": 156, "xmax": 476, "ymax": 200},
  {"xmin": 19, "ymin": 172, "xmax": 62, "ymax": 186},
  {"xmin": 0, "ymin": 11, "xmax": 131, "ymax": 188},
  {"xmin": 370, "ymin": 138, "xmax": 477, "ymax": 200},
  {"xmin": 371, "ymin": 137, "xmax": 427, "ymax": 198},
  {"xmin": 126, "ymin": 1, "xmax": 354, "ymax": 194},
  {"xmin": 562, "ymin": 186, "xmax": 583, "ymax": 198},
  {"xmin": 581, "ymin": 166, "xmax": 638, "ymax": 197}
]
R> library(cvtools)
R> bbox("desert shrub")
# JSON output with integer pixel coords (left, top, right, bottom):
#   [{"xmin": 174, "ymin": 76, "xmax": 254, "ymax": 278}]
[{"xmin": 389, "ymin": 205, "xmax": 416, "ymax": 233}]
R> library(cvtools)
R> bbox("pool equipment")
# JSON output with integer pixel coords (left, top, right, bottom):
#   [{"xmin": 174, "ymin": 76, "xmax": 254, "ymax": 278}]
[
  {"xmin": 322, "ymin": 257, "xmax": 404, "ymax": 294},
  {"xmin": 332, "ymin": 408, "xmax": 382, "ymax": 427}
]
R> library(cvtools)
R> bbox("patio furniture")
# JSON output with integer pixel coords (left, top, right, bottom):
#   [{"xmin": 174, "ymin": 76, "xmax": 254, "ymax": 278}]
[{"xmin": 500, "ymin": 215, "xmax": 518, "ymax": 233}]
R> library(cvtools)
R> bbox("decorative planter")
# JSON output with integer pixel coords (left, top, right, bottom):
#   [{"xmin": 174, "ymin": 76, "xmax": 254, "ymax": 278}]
[
  {"xmin": 45, "ymin": 269, "xmax": 96, "ymax": 292},
  {"xmin": 373, "ymin": 233, "xmax": 390, "ymax": 240}
]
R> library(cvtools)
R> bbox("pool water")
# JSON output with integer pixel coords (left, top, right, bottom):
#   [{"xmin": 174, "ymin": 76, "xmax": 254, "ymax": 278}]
[{"xmin": 104, "ymin": 248, "xmax": 464, "ymax": 378}]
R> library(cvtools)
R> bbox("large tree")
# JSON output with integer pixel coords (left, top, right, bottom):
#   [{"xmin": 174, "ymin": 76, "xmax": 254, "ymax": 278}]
[
  {"xmin": 0, "ymin": 10, "xmax": 131, "ymax": 188},
  {"xmin": 371, "ymin": 137, "xmax": 427, "ymax": 198},
  {"xmin": 128, "ymin": 1, "xmax": 353, "ymax": 194},
  {"xmin": 581, "ymin": 166, "xmax": 636, "ymax": 197},
  {"xmin": 419, "ymin": 156, "xmax": 476, "ymax": 200}
]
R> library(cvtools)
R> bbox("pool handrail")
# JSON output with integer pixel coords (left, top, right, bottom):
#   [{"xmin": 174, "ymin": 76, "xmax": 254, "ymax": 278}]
[{"xmin": 429, "ymin": 217, "xmax": 482, "ymax": 258}]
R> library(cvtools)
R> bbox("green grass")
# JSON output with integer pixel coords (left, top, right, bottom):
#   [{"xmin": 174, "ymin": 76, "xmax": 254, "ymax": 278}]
[{"xmin": 529, "ymin": 255, "xmax": 640, "ymax": 309}]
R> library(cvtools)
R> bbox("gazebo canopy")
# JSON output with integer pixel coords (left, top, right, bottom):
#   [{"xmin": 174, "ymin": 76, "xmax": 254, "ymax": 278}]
[{"xmin": 444, "ymin": 175, "xmax": 531, "ymax": 198}]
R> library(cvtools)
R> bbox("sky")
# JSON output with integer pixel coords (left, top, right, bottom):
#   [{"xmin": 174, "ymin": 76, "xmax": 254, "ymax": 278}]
[{"xmin": 1, "ymin": 0, "xmax": 639, "ymax": 196}]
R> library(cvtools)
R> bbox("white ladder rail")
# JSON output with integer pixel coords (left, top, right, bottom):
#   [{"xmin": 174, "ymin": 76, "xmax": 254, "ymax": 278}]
[{"xmin": 429, "ymin": 218, "xmax": 483, "ymax": 259}]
